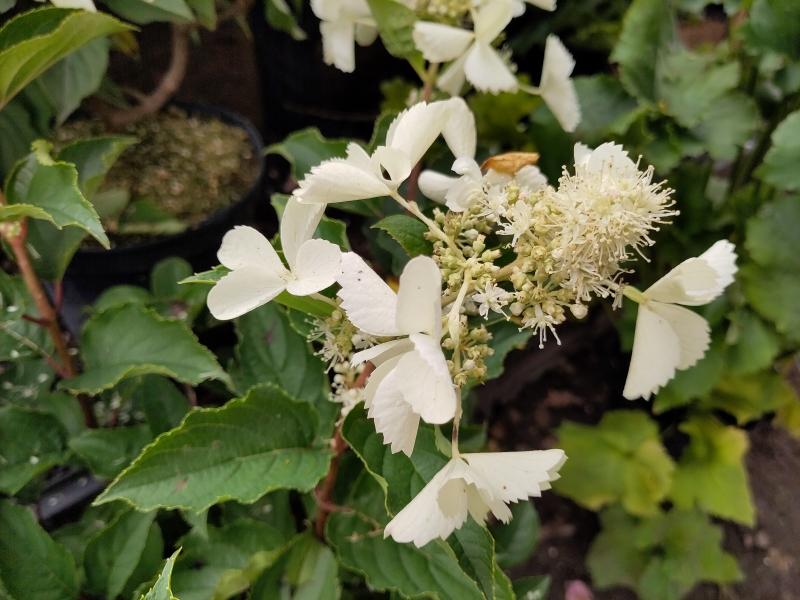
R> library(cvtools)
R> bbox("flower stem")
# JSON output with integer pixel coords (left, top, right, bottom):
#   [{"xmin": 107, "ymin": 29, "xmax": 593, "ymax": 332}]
[
  {"xmin": 622, "ymin": 285, "xmax": 647, "ymax": 305},
  {"xmin": 310, "ymin": 292, "xmax": 340, "ymax": 309}
]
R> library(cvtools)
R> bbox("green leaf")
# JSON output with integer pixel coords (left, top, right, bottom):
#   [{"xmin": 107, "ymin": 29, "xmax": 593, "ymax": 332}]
[
  {"xmin": 744, "ymin": 0, "xmax": 800, "ymax": 59},
  {"xmin": 0, "ymin": 203, "xmax": 51, "ymax": 221},
  {"xmin": 450, "ymin": 520, "xmax": 509, "ymax": 600},
  {"xmin": 25, "ymin": 135, "xmax": 135, "ymax": 280},
  {"xmin": 692, "ymin": 92, "xmax": 760, "ymax": 161},
  {"xmin": 95, "ymin": 385, "xmax": 331, "ymax": 512},
  {"xmin": 703, "ymin": 372, "xmax": 796, "ymax": 425},
  {"xmin": 185, "ymin": 0, "xmax": 217, "ymax": 29},
  {"xmin": 554, "ymin": 411, "xmax": 674, "ymax": 516},
  {"xmin": 669, "ymin": 414, "xmax": 754, "ymax": 525},
  {"xmin": 28, "ymin": 37, "xmax": 109, "ymax": 125},
  {"xmin": 0, "ymin": 7, "xmax": 132, "ymax": 109},
  {"xmin": 372, "ymin": 214, "xmax": 433, "ymax": 258},
  {"xmin": 6, "ymin": 141, "xmax": 109, "ymax": 248},
  {"xmin": 84, "ymin": 508, "xmax": 157, "ymax": 599},
  {"xmin": 366, "ymin": 0, "xmax": 423, "ymax": 68},
  {"xmin": 126, "ymin": 375, "xmax": 190, "ymax": 435},
  {"xmin": 264, "ymin": 0, "xmax": 306, "ymax": 41},
  {"xmin": 726, "ymin": 311, "xmax": 781, "ymax": 376},
  {"xmin": 172, "ymin": 518, "xmax": 293, "ymax": 600},
  {"xmin": 0, "ymin": 500, "xmax": 79, "ymax": 600},
  {"xmin": 653, "ymin": 340, "xmax": 725, "ymax": 414},
  {"xmin": 0, "ymin": 271, "xmax": 52, "ymax": 362},
  {"xmin": 92, "ymin": 285, "xmax": 154, "ymax": 312},
  {"xmin": 139, "ymin": 549, "xmax": 181, "ymax": 600},
  {"xmin": 69, "ymin": 425, "xmax": 153, "ymax": 479},
  {"xmin": 266, "ymin": 128, "xmax": 348, "ymax": 182},
  {"xmin": 484, "ymin": 321, "xmax": 531, "ymax": 380},
  {"xmin": 60, "ymin": 304, "xmax": 227, "ymax": 395},
  {"xmin": 232, "ymin": 303, "xmax": 329, "ymax": 406},
  {"xmin": 282, "ymin": 533, "xmax": 340, "ymax": 600},
  {"xmin": 746, "ymin": 195, "xmax": 800, "ymax": 270},
  {"xmin": 0, "ymin": 406, "xmax": 67, "ymax": 494},
  {"xmin": 513, "ymin": 576, "xmax": 550, "ymax": 599},
  {"xmin": 573, "ymin": 75, "xmax": 640, "ymax": 144},
  {"xmin": 104, "ymin": 0, "xmax": 194, "ymax": 24},
  {"xmin": 491, "ymin": 501, "xmax": 540, "ymax": 569},
  {"xmin": 741, "ymin": 264, "xmax": 800, "ymax": 343},
  {"xmin": 611, "ymin": 0, "xmax": 676, "ymax": 101},
  {"xmin": 758, "ymin": 111, "xmax": 800, "ymax": 191},
  {"xmin": 326, "ymin": 474, "xmax": 484, "ymax": 600},
  {"xmin": 150, "ymin": 257, "xmax": 208, "ymax": 322},
  {"xmin": 588, "ymin": 507, "xmax": 741, "ymax": 600}
]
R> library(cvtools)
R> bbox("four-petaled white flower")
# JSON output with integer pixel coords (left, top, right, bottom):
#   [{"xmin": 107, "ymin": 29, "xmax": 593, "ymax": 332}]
[
  {"xmin": 49, "ymin": 0, "xmax": 96, "ymax": 9},
  {"xmin": 310, "ymin": 0, "xmax": 378, "ymax": 73},
  {"xmin": 207, "ymin": 198, "xmax": 341, "ymax": 320},
  {"xmin": 294, "ymin": 98, "xmax": 475, "ymax": 206},
  {"xmin": 385, "ymin": 449, "xmax": 566, "ymax": 547},
  {"xmin": 413, "ymin": 0, "xmax": 519, "ymax": 95},
  {"xmin": 337, "ymin": 253, "xmax": 456, "ymax": 455},
  {"xmin": 623, "ymin": 240, "xmax": 738, "ymax": 400}
]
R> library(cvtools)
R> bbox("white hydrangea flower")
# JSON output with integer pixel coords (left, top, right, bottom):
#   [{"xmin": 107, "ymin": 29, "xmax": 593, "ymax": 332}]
[
  {"xmin": 311, "ymin": 0, "xmax": 378, "ymax": 73},
  {"xmin": 385, "ymin": 449, "xmax": 566, "ymax": 547},
  {"xmin": 472, "ymin": 282, "xmax": 511, "ymax": 317},
  {"xmin": 535, "ymin": 35, "xmax": 580, "ymax": 132},
  {"xmin": 49, "ymin": 0, "xmax": 96, "ymax": 10},
  {"xmin": 294, "ymin": 98, "xmax": 474, "ymax": 206},
  {"xmin": 337, "ymin": 254, "xmax": 456, "ymax": 455},
  {"xmin": 497, "ymin": 200, "xmax": 533, "ymax": 246},
  {"xmin": 206, "ymin": 198, "xmax": 341, "ymax": 320},
  {"xmin": 413, "ymin": 0, "xmax": 518, "ymax": 95},
  {"xmin": 623, "ymin": 240, "xmax": 738, "ymax": 400}
]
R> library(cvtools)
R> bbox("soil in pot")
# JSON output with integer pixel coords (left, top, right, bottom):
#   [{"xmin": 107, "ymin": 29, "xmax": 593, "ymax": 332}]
[{"xmin": 55, "ymin": 106, "xmax": 260, "ymax": 247}]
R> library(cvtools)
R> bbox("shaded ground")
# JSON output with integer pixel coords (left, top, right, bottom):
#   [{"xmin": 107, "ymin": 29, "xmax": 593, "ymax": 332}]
[{"xmin": 478, "ymin": 313, "xmax": 800, "ymax": 600}]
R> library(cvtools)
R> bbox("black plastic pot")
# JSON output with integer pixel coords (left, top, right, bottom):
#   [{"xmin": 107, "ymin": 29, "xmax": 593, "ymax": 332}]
[
  {"xmin": 59, "ymin": 103, "xmax": 266, "ymax": 332},
  {"xmin": 249, "ymin": 3, "xmax": 415, "ymax": 141}
]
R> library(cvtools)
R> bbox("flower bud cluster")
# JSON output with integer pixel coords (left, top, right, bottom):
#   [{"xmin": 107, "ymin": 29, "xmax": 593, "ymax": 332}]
[
  {"xmin": 415, "ymin": 0, "xmax": 472, "ymax": 22},
  {"xmin": 309, "ymin": 310, "xmax": 376, "ymax": 370},
  {"xmin": 330, "ymin": 361, "xmax": 367, "ymax": 419},
  {"xmin": 442, "ymin": 317, "xmax": 494, "ymax": 386}
]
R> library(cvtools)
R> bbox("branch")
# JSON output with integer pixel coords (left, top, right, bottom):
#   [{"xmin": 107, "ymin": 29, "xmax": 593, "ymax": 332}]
[{"xmin": 107, "ymin": 24, "xmax": 191, "ymax": 128}]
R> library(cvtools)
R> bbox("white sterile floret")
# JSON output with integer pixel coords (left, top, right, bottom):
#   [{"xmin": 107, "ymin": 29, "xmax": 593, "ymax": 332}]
[
  {"xmin": 294, "ymin": 98, "xmax": 474, "ymax": 206},
  {"xmin": 623, "ymin": 240, "xmax": 738, "ymax": 400},
  {"xmin": 384, "ymin": 449, "xmax": 566, "ymax": 547},
  {"xmin": 49, "ymin": 0, "xmax": 96, "ymax": 10},
  {"xmin": 206, "ymin": 198, "xmax": 341, "ymax": 320},
  {"xmin": 337, "ymin": 254, "xmax": 456, "ymax": 455},
  {"xmin": 311, "ymin": 0, "xmax": 378, "ymax": 73},
  {"xmin": 472, "ymin": 282, "xmax": 511, "ymax": 318},
  {"xmin": 536, "ymin": 35, "xmax": 581, "ymax": 132},
  {"xmin": 413, "ymin": 0, "xmax": 519, "ymax": 95}
]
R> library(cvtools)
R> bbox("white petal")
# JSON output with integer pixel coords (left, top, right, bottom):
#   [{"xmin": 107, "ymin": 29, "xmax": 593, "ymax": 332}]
[
  {"xmin": 364, "ymin": 354, "xmax": 402, "ymax": 408},
  {"xmin": 515, "ymin": 165, "xmax": 548, "ymax": 190},
  {"xmin": 207, "ymin": 267, "xmax": 286, "ymax": 320},
  {"xmin": 372, "ymin": 146, "xmax": 413, "ymax": 186},
  {"xmin": 295, "ymin": 147, "xmax": 389, "ymax": 204},
  {"xmin": 355, "ymin": 23, "xmax": 378, "ymax": 46},
  {"xmin": 398, "ymin": 333, "xmax": 457, "ymax": 424},
  {"xmin": 473, "ymin": 0, "xmax": 514, "ymax": 42},
  {"xmin": 419, "ymin": 170, "xmax": 457, "ymax": 204},
  {"xmin": 217, "ymin": 226, "xmax": 286, "ymax": 275},
  {"xmin": 310, "ymin": 0, "xmax": 338, "ymax": 20},
  {"xmin": 51, "ymin": 0, "xmax": 96, "ymax": 10},
  {"xmin": 575, "ymin": 142, "xmax": 637, "ymax": 177},
  {"xmin": 352, "ymin": 338, "xmax": 412, "ymax": 367},
  {"xmin": 286, "ymin": 239, "xmax": 342, "ymax": 296},
  {"xmin": 280, "ymin": 197, "xmax": 325, "ymax": 270},
  {"xmin": 320, "ymin": 20, "xmax": 356, "ymax": 73},
  {"xmin": 386, "ymin": 101, "xmax": 449, "ymax": 169},
  {"xmin": 438, "ymin": 52, "xmax": 469, "ymax": 96},
  {"xmin": 396, "ymin": 256, "xmax": 442, "ymax": 336},
  {"xmin": 526, "ymin": 0, "xmax": 556, "ymax": 11},
  {"xmin": 462, "ymin": 450, "xmax": 567, "ymax": 506},
  {"xmin": 645, "ymin": 240, "xmax": 737, "ymax": 305},
  {"xmin": 336, "ymin": 252, "xmax": 400, "ymax": 337},
  {"xmin": 464, "ymin": 43, "xmax": 518, "ymax": 94},
  {"xmin": 412, "ymin": 21, "xmax": 474, "ymax": 63},
  {"xmin": 538, "ymin": 35, "xmax": 580, "ymax": 132},
  {"xmin": 368, "ymin": 366, "xmax": 421, "ymax": 455},
  {"xmin": 440, "ymin": 97, "xmax": 477, "ymax": 159},
  {"xmin": 622, "ymin": 302, "xmax": 710, "ymax": 400},
  {"xmin": 384, "ymin": 460, "xmax": 467, "ymax": 546}
]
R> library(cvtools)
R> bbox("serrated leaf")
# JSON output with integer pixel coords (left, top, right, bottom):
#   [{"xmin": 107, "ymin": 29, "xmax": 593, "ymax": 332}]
[
  {"xmin": 125, "ymin": 375, "xmax": 190, "ymax": 436},
  {"xmin": 0, "ymin": 203, "xmax": 51, "ymax": 221},
  {"xmin": 703, "ymin": 372, "xmax": 795, "ymax": 425},
  {"xmin": 0, "ymin": 7, "xmax": 132, "ymax": 109},
  {"xmin": 758, "ymin": 111, "xmax": 800, "ymax": 191},
  {"xmin": 669, "ymin": 414, "xmax": 754, "ymax": 525},
  {"xmin": 232, "ymin": 303, "xmax": 330, "ymax": 408},
  {"xmin": 84, "ymin": 508, "xmax": 157, "ymax": 599},
  {"xmin": 139, "ymin": 549, "xmax": 181, "ymax": 600},
  {"xmin": 573, "ymin": 75, "xmax": 640, "ymax": 144},
  {"xmin": 741, "ymin": 264, "xmax": 800, "ymax": 343},
  {"xmin": 0, "ymin": 406, "xmax": 67, "ymax": 494},
  {"xmin": 746, "ymin": 195, "xmax": 800, "ymax": 269},
  {"xmin": 282, "ymin": 533, "xmax": 340, "ymax": 600},
  {"xmin": 372, "ymin": 214, "xmax": 433, "ymax": 258},
  {"xmin": 554, "ymin": 411, "xmax": 674, "ymax": 516},
  {"xmin": 60, "ymin": 304, "xmax": 227, "ymax": 395},
  {"xmin": 6, "ymin": 141, "xmax": 109, "ymax": 248},
  {"xmin": 744, "ymin": 0, "xmax": 800, "ymax": 59},
  {"xmin": 610, "ymin": 0, "xmax": 676, "ymax": 101},
  {"xmin": 94, "ymin": 385, "xmax": 331, "ymax": 512},
  {"xmin": 0, "ymin": 270, "xmax": 52, "ymax": 362},
  {"xmin": 266, "ymin": 128, "xmax": 348, "ymax": 182},
  {"xmin": 692, "ymin": 92, "xmax": 760, "ymax": 161},
  {"xmin": 366, "ymin": 0, "xmax": 423, "ymax": 67},
  {"xmin": 491, "ymin": 501, "xmax": 540, "ymax": 569},
  {"xmin": 69, "ymin": 425, "xmax": 153, "ymax": 479},
  {"xmin": 0, "ymin": 500, "xmax": 79, "ymax": 600},
  {"xmin": 725, "ymin": 311, "xmax": 781, "ymax": 376},
  {"xmin": 588, "ymin": 507, "xmax": 741, "ymax": 600}
]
